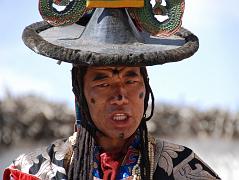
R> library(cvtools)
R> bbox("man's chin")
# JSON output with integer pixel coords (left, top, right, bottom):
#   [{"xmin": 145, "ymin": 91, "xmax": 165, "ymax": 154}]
[{"xmin": 114, "ymin": 131, "xmax": 134, "ymax": 140}]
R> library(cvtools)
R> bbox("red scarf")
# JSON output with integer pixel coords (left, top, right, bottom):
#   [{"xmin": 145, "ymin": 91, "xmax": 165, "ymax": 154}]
[
  {"xmin": 99, "ymin": 136, "xmax": 135, "ymax": 180},
  {"xmin": 100, "ymin": 151, "xmax": 122, "ymax": 180}
]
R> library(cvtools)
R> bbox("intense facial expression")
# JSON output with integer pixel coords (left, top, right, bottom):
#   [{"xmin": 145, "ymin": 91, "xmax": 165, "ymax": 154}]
[{"xmin": 83, "ymin": 67, "xmax": 145, "ymax": 140}]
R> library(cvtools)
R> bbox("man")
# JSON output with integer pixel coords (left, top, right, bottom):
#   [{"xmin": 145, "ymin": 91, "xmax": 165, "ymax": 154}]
[
  {"xmin": 4, "ymin": 1, "xmax": 220, "ymax": 179},
  {"xmin": 4, "ymin": 66, "xmax": 220, "ymax": 179}
]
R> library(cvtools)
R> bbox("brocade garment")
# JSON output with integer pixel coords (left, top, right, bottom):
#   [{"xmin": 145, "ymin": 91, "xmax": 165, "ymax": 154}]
[{"xmin": 3, "ymin": 132, "xmax": 221, "ymax": 180}]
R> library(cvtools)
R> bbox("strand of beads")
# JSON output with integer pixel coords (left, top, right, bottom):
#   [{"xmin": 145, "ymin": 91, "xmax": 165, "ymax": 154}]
[
  {"xmin": 148, "ymin": 136, "xmax": 155, "ymax": 180},
  {"xmin": 132, "ymin": 136, "xmax": 155, "ymax": 180},
  {"xmin": 132, "ymin": 152, "xmax": 141, "ymax": 180}
]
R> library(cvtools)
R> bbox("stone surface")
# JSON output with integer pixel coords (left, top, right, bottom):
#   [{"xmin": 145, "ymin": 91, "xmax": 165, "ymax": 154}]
[
  {"xmin": 0, "ymin": 94, "xmax": 75, "ymax": 147},
  {"xmin": 1, "ymin": 94, "xmax": 239, "ymax": 148},
  {"xmin": 148, "ymin": 103, "xmax": 239, "ymax": 139}
]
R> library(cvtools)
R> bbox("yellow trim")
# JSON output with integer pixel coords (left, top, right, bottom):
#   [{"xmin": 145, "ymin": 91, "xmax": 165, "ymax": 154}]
[{"xmin": 86, "ymin": 0, "xmax": 144, "ymax": 8}]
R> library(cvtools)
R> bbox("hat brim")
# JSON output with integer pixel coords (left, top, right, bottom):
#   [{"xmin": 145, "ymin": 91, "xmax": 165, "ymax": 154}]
[{"xmin": 22, "ymin": 19, "xmax": 199, "ymax": 66}]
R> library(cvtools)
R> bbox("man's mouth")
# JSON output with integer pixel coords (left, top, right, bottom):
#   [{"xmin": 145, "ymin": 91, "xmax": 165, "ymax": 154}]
[{"xmin": 112, "ymin": 113, "xmax": 128, "ymax": 121}]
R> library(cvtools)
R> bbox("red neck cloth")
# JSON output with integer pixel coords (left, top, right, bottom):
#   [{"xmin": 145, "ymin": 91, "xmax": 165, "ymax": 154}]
[
  {"xmin": 100, "ymin": 151, "xmax": 122, "ymax": 180},
  {"xmin": 99, "ymin": 135, "xmax": 135, "ymax": 180}
]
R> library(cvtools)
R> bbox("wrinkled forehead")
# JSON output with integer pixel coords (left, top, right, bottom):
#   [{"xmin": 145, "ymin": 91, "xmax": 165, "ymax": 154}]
[
  {"xmin": 85, "ymin": 66, "xmax": 141, "ymax": 75},
  {"xmin": 85, "ymin": 66, "xmax": 141, "ymax": 77}
]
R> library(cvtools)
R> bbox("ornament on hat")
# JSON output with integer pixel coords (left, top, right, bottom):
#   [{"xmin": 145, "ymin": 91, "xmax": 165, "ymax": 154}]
[{"xmin": 39, "ymin": 0, "xmax": 184, "ymax": 36}]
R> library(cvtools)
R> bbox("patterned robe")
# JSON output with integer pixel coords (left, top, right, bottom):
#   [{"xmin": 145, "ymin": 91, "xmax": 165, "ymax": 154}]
[{"xmin": 3, "ymin": 133, "xmax": 221, "ymax": 180}]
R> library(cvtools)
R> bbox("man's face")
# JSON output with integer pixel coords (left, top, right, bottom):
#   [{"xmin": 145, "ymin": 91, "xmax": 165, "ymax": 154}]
[{"xmin": 83, "ymin": 66, "xmax": 145, "ymax": 140}]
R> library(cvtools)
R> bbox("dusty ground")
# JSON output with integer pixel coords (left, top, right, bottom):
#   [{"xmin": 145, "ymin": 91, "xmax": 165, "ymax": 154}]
[{"xmin": 1, "ymin": 138, "xmax": 238, "ymax": 179}]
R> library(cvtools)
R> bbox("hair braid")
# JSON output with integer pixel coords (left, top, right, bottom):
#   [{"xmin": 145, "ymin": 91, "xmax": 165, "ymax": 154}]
[
  {"xmin": 68, "ymin": 66, "xmax": 95, "ymax": 180},
  {"xmin": 139, "ymin": 67, "xmax": 155, "ymax": 179}
]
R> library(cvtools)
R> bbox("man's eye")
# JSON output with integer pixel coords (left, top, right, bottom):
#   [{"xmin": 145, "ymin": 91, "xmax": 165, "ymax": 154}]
[
  {"xmin": 97, "ymin": 83, "xmax": 109, "ymax": 87},
  {"xmin": 126, "ymin": 80, "xmax": 136, "ymax": 84}
]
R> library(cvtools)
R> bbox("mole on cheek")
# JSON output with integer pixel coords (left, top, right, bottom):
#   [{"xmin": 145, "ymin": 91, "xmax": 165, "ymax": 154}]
[
  {"xmin": 90, "ymin": 98, "xmax": 96, "ymax": 104},
  {"xmin": 139, "ymin": 92, "xmax": 144, "ymax": 99}
]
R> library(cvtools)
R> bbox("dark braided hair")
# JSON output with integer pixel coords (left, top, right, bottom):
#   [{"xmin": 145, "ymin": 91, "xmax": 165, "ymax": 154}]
[
  {"xmin": 139, "ymin": 67, "xmax": 155, "ymax": 179},
  {"xmin": 68, "ymin": 66, "xmax": 154, "ymax": 180},
  {"xmin": 68, "ymin": 66, "xmax": 96, "ymax": 180}
]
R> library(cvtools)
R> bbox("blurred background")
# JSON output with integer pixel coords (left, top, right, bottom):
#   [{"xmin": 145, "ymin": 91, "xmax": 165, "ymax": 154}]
[{"xmin": 0, "ymin": 0, "xmax": 239, "ymax": 179}]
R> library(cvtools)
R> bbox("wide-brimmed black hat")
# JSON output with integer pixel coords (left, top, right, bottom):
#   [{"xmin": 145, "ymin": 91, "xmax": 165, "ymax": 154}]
[{"xmin": 22, "ymin": 2, "xmax": 199, "ymax": 66}]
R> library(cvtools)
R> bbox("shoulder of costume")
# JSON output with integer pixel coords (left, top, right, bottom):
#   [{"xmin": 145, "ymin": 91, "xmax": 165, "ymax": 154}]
[
  {"xmin": 3, "ymin": 132, "xmax": 77, "ymax": 180},
  {"xmin": 151, "ymin": 137, "xmax": 221, "ymax": 179}
]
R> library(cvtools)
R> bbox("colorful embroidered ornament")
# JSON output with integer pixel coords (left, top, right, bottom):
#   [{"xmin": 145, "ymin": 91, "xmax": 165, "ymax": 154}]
[
  {"xmin": 22, "ymin": 0, "xmax": 199, "ymax": 66},
  {"xmin": 86, "ymin": 0, "xmax": 144, "ymax": 8},
  {"xmin": 91, "ymin": 133, "xmax": 155, "ymax": 179}
]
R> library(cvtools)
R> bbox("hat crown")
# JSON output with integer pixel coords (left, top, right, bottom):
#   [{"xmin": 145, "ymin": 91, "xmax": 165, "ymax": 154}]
[{"xmin": 80, "ymin": 8, "xmax": 144, "ymax": 44}]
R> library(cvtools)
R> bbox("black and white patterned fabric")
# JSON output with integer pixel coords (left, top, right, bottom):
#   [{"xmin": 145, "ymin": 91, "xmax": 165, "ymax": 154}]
[{"xmin": 6, "ymin": 133, "xmax": 221, "ymax": 179}]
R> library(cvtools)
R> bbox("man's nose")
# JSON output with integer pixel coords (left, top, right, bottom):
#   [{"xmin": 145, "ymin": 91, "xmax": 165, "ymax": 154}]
[{"xmin": 110, "ymin": 85, "xmax": 129, "ymax": 105}]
